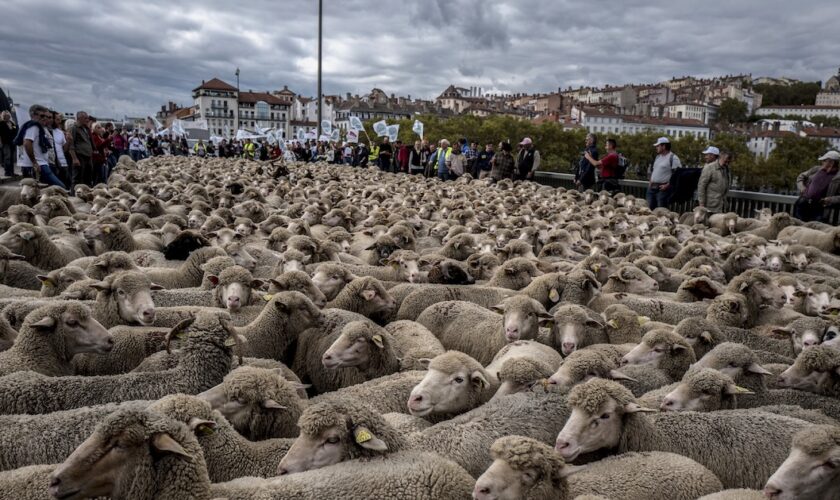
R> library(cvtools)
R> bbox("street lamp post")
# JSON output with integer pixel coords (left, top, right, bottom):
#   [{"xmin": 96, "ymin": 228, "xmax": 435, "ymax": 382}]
[
  {"xmin": 316, "ymin": 0, "xmax": 322, "ymax": 139},
  {"xmin": 235, "ymin": 68, "xmax": 240, "ymax": 91}
]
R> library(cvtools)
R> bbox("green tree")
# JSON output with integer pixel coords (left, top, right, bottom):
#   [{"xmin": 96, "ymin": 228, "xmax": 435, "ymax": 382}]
[
  {"xmin": 717, "ymin": 98, "xmax": 748, "ymax": 124},
  {"xmin": 753, "ymin": 82, "xmax": 822, "ymax": 106}
]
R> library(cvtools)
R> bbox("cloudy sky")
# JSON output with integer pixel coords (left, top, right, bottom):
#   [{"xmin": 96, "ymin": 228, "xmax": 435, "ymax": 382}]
[{"xmin": 2, "ymin": 0, "xmax": 839, "ymax": 118}]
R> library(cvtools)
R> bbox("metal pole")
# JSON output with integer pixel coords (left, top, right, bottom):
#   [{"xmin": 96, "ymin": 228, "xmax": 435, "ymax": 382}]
[{"xmin": 316, "ymin": 0, "xmax": 323, "ymax": 139}]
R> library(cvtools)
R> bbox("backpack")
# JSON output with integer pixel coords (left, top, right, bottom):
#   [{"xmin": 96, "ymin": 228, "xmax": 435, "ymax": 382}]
[{"xmin": 616, "ymin": 154, "xmax": 629, "ymax": 179}]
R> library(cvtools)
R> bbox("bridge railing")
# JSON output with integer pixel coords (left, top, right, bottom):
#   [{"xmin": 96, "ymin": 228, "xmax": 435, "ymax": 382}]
[{"xmin": 532, "ymin": 172, "xmax": 839, "ymax": 225}]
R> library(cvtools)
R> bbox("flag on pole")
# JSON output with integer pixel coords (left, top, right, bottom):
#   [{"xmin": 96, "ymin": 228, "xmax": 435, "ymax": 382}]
[
  {"xmin": 296, "ymin": 129, "xmax": 305, "ymax": 141},
  {"xmin": 346, "ymin": 130, "xmax": 359, "ymax": 143},
  {"xmin": 305, "ymin": 129, "xmax": 317, "ymax": 140},
  {"xmin": 373, "ymin": 120, "xmax": 388, "ymax": 137},
  {"xmin": 387, "ymin": 124, "xmax": 399, "ymax": 143},
  {"xmin": 321, "ymin": 120, "xmax": 332, "ymax": 135},
  {"xmin": 349, "ymin": 116, "xmax": 364, "ymax": 132},
  {"xmin": 412, "ymin": 120, "xmax": 424, "ymax": 139},
  {"xmin": 330, "ymin": 129, "xmax": 340, "ymax": 142}
]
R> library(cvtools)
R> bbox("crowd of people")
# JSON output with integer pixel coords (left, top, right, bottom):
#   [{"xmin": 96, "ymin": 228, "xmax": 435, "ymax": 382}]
[{"xmin": 1, "ymin": 104, "xmax": 838, "ymax": 222}]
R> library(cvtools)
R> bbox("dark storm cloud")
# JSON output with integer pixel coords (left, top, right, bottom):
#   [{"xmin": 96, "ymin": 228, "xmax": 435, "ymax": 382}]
[{"xmin": 1, "ymin": 0, "xmax": 839, "ymax": 117}]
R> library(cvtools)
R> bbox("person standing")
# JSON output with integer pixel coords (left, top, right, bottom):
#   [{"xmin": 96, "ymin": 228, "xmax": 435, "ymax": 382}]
[
  {"xmin": 435, "ymin": 139, "xmax": 452, "ymax": 180},
  {"xmin": 697, "ymin": 146, "xmax": 731, "ymax": 214},
  {"xmin": 357, "ymin": 141, "xmax": 370, "ymax": 168},
  {"xmin": 50, "ymin": 112, "xmax": 70, "ymax": 186},
  {"xmin": 424, "ymin": 142, "xmax": 437, "ymax": 178},
  {"xmin": 111, "ymin": 128, "xmax": 126, "ymax": 160},
  {"xmin": 447, "ymin": 145, "xmax": 467, "ymax": 180},
  {"xmin": 67, "ymin": 111, "xmax": 94, "ymax": 189},
  {"xmin": 129, "ymin": 133, "xmax": 145, "ymax": 162},
  {"xmin": 476, "ymin": 143, "xmax": 495, "ymax": 179},
  {"xmin": 647, "ymin": 137, "xmax": 682, "ymax": 209},
  {"xmin": 91, "ymin": 122, "xmax": 112, "ymax": 184},
  {"xmin": 490, "ymin": 141, "xmax": 515, "ymax": 183},
  {"xmin": 15, "ymin": 104, "xmax": 65, "ymax": 188},
  {"xmin": 584, "ymin": 137, "xmax": 620, "ymax": 194},
  {"xmin": 407, "ymin": 140, "xmax": 424, "ymax": 175},
  {"xmin": 575, "ymin": 133, "xmax": 598, "ymax": 191},
  {"xmin": 396, "ymin": 140, "xmax": 410, "ymax": 173},
  {"xmin": 0, "ymin": 111, "xmax": 19, "ymax": 177},
  {"xmin": 794, "ymin": 150, "xmax": 840, "ymax": 222},
  {"xmin": 515, "ymin": 137, "xmax": 540, "ymax": 181},
  {"xmin": 378, "ymin": 137, "xmax": 393, "ymax": 172}
]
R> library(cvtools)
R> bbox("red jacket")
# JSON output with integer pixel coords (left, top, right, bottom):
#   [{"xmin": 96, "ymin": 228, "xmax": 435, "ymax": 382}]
[
  {"xmin": 397, "ymin": 145, "xmax": 410, "ymax": 171},
  {"xmin": 92, "ymin": 133, "xmax": 112, "ymax": 165}
]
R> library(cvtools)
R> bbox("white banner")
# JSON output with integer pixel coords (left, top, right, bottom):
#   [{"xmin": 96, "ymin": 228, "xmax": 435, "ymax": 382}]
[
  {"xmin": 373, "ymin": 120, "xmax": 388, "ymax": 137},
  {"xmin": 346, "ymin": 130, "xmax": 359, "ymax": 143},
  {"xmin": 191, "ymin": 119, "xmax": 208, "ymax": 130},
  {"xmin": 319, "ymin": 134, "xmax": 330, "ymax": 142},
  {"xmin": 330, "ymin": 129, "xmax": 340, "ymax": 142},
  {"xmin": 296, "ymin": 129, "xmax": 306, "ymax": 141},
  {"xmin": 321, "ymin": 120, "xmax": 332, "ymax": 135},
  {"xmin": 387, "ymin": 124, "xmax": 399, "ymax": 143},
  {"xmin": 349, "ymin": 116, "xmax": 364, "ymax": 131},
  {"xmin": 305, "ymin": 129, "xmax": 317, "ymax": 140},
  {"xmin": 412, "ymin": 119, "xmax": 424, "ymax": 139},
  {"xmin": 171, "ymin": 119, "xmax": 187, "ymax": 137}
]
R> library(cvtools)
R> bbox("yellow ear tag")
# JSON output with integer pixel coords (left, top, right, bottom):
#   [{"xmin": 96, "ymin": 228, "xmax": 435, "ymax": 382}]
[
  {"xmin": 224, "ymin": 336, "xmax": 237, "ymax": 347},
  {"xmin": 102, "ymin": 226, "xmax": 111, "ymax": 234},
  {"xmin": 607, "ymin": 319, "xmax": 619, "ymax": 329},
  {"xmin": 43, "ymin": 280, "xmax": 54, "ymax": 288},
  {"xmin": 591, "ymin": 264, "xmax": 601, "ymax": 273},
  {"xmin": 637, "ymin": 316, "xmax": 650, "ymax": 326},
  {"xmin": 354, "ymin": 426, "xmax": 373, "ymax": 444},
  {"xmin": 197, "ymin": 425, "xmax": 215, "ymax": 436},
  {"xmin": 548, "ymin": 289, "xmax": 560, "ymax": 303},
  {"xmin": 262, "ymin": 294, "xmax": 274, "ymax": 302}
]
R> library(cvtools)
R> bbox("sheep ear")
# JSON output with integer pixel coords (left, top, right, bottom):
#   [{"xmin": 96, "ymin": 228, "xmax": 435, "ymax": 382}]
[
  {"xmin": 557, "ymin": 463, "xmax": 584, "ymax": 478},
  {"xmin": 548, "ymin": 288, "xmax": 561, "ymax": 303},
  {"xmin": 19, "ymin": 230, "xmax": 35, "ymax": 241},
  {"xmin": 585, "ymin": 318, "xmax": 604, "ymax": 329},
  {"xmin": 37, "ymin": 275, "xmax": 52, "ymax": 286},
  {"xmin": 150, "ymin": 283, "xmax": 164, "ymax": 291},
  {"xmin": 738, "ymin": 281, "xmax": 751, "ymax": 293},
  {"xmin": 274, "ymin": 300, "xmax": 289, "ymax": 312},
  {"xmin": 261, "ymin": 399, "xmax": 287, "ymax": 410},
  {"xmin": 417, "ymin": 358, "xmax": 432, "ymax": 369},
  {"xmin": 724, "ymin": 384, "xmax": 754, "ymax": 396},
  {"xmin": 747, "ymin": 363, "xmax": 772, "ymax": 375},
  {"xmin": 268, "ymin": 279, "xmax": 284, "ymax": 290},
  {"xmin": 89, "ymin": 281, "xmax": 111, "ymax": 292},
  {"xmin": 207, "ymin": 275, "xmax": 220, "ymax": 287},
  {"xmin": 606, "ymin": 319, "xmax": 619, "ymax": 329},
  {"xmin": 30, "ymin": 317, "xmax": 57, "ymax": 330},
  {"xmin": 151, "ymin": 433, "xmax": 190, "ymax": 458},
  {"xmin": 538, "ymin": 317, "xmax": 555, "ymax": 329},
  {"xmin": 8, "ymin": 253, "xmax": 25, "ymax": 261},
  {"xmin": 623, "ymin": 402, "xmax": 657, "ymax": 413},
  {"xmin": 490, "ymin": 303, "xmax": 505, "ymax": 314},
  {"xmin": 187, "ymin": 417, "xmax": 216, "ymax": 434},
  {"xmin": 250, "ymin": 279, "xmax": 266, "ymax": 290},
  {"xmin": 370, "ymin": 334, "xmax": 384, "ymax": 349},
  {"xmin": 471, "ymin": 370, "xmax": 490, "ymax": 390},
  {"xmin": 353, "ymin": 426, "xmax": 388, "ymax": 451},
  {"xmin": 771, "ymin": 327, "xmax": 792, "ymax": 337},
  {"xmin": 364, "ymin": 243, "xmax": 377, "ymax": 251},
  {"xmin": 699, "ymin": 331, "xmax": 714, "ymax": 343},
  {"xmin": 671, "ymin": 344, "xmax": 688, "ymax": 352},
  {"xmin": 608, "ymin": 369, "xmax": 637, "ymax": 382},
  {"xmin": 360, "ymin": 289, "xmax": 377, "ymax": 301}
]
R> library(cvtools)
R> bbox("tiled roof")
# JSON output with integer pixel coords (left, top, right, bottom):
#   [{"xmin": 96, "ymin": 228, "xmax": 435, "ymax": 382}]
[
  {"xmin": 193, "ymin": 78, "xmax": 238, "ymax": 92},
  {"xmin": 238, "ymin": 92, "xmax": 289, "ymax": 106}
]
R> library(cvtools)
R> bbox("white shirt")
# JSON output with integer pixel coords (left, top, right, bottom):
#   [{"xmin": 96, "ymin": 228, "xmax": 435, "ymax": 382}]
[
  {"xmin": 17, "ymin": 125, "xmax": 50, "ymax": 168},
  {"xmin": 129, "ymin": 137, "xmax": 144, "ymax": 151},
  {"xmin": 53, "ymin": 128, "xmax": 68, "ymax": 167}
]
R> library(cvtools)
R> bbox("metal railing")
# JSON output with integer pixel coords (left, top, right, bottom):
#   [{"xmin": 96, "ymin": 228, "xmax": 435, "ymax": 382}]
[{"xmin": 533, "ymin": 172, "xmax": 839, "ymax": 225}]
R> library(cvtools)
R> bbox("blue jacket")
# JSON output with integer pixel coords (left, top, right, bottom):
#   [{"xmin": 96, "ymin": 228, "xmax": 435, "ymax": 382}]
[
  {"xmin": 576, "ymin": 146, "xmax": 598, "ymax": 186},
  {"xmin": 13, "ymin": 120, "xmax": 51, "ymax": 154}
]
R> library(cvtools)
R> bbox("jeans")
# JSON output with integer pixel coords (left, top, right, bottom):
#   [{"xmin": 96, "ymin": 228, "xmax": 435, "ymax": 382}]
[
  {"xmin": 130, "ymin": 150, "xmax": 143, "ymax": 162},
  {"xmin": 0, "ymin": 144, "xmax": 14, "ymax": 176},
  {"xmin": 647, "ymin": 183, "xmax": 671, "ymax": 210},
  {"xmin": 794, "ymin": 197, "xmax": 823, "ymax": 222},
  {"xmin": 74, "ymin": 154, "xmax": 94, "ymax": 188},
  {"xmin": 37, "ymin": 164, "xmax": 67, "ymax": 190},
  {"xmin": 437, "ymin": 166, "xmax": 449, "ymax": 181}
]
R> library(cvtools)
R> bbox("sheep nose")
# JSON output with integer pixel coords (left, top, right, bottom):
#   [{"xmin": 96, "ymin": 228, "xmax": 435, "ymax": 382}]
[
  {"xmin": 763, "ymin": 486, "xmax": 781, "ymax": 498},
  {"xmin": 562, "ymin": 342, "xmax": 576, "ymax": 352},
  {"xmin": 554, "ymin": 439, "xmax": 569, "ymax": 451},
  {"xmin": 277, "ymin": 467, "xmax": 289, "ymax": 476},
  {"xmin": 49, "ymin": 477, "xmax": 60, "ymax": 487},
  {"xmin": 660, "ymin": 399, "xmax": 674, "ymax": 410},
  {"xmin": 620, "ymin": 357, "xmax": 630, "ymax": 366},
  {"xmin": 106, "ymin": 337, "xmax": 115, "ymax": 347},
  {"xmin": 142, "ymin": 309, "xmax": 155, "ymax": 320},
  {"xmin": 410, "ymin": 395, "xmax": 423, "ymax": 403},
  {"xmin": 323, "ymin": 354, "xmax": 333, "ymax": 362},
  {"xmin": 803, "ymin": 339, "xmax": 818, "ymax": 347}
]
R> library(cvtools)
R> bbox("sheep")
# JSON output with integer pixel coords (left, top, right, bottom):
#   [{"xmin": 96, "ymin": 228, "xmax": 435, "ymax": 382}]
[
  {"xmin": 0, "ymin": 302, "xmax": 113, "ymax": 377},
  {"xmin": 205, "ymin": 265, "xmax": 264, "ymax": 312},
  {"xmin": 321, "ymin": 321, "xmax": 402, "ymax": 381},
  {"xmin": 620, "ymin": 328, "xmax": 696, "ymax": 382},
  {"xmin": 0, "ymin": 222, "xmax": 84, "ymax": 270},
  {"xmin": 601, "ymin": 264, "xmax": 660, "ymax": 294},
  {"xmin": 82, "ymin": 250, "xmax": 140, "ymax": 280},
  {"xmin": 383, "ymin": 320, "xmax": 445, "ymax": 370},
  {"xmin": 87, "ymin": 270, "xmax": 163, "ymax": 328},
  {"xmin": 147, "ymin": 394, "xmax": 294, "ymax": 482},
  {"xmin": 591, "ymin": 292, "xmax": 709, "ymax": 324},
  {"xmin": 267, "ymin": 270, "xmax": 328, "ymax": 307},
  {"xmin": 396, "ymin": 284, "xmax": 517, "ymax": 321},
  {"xmin": 777, "ymin": 345, "xmax": 840, "ymax": 397},
  {"xmin": 547, "ymin": 347, "xmax": 639, "ymax": 392},
  {"xmin": 543, "ymin": 303, "xmax": 608, "ymax": 356},
  {"xmin": 763, "ymin": 425, "xmax": 840, "ymax": 500},
  {"xmin": 0, "ymin": 463, "xmax": 57, "ymax": 500},
  {"xmin": 486, "ymin": 257, "xmax": 542, "ymax": 290},
  {"xmin": 0, "ymin": 179, "xmax": 40, "ymax": 213},
  {"xmin": 407, "ymin": 350, "xmax": 493, "ymax": 421},
  {"xmin": 675, "ymin": 316, "xmax": 792, "ymax": 364},
  {"xmin": 792, "ymin": 283, "xmax": 836, "ymax": 317},
  {"xmin": 71, "ymin": 325, "xmax": 171, "ymax": 375},
  {"xmin": 474, "ymin": 436, "xmax": 723, "ymax": 500},
  {"xmin": 424, "ymin": 257, "xmax": 475, "ymax": 285},
  {"xmin": 0, "ymin": 244, "xmax": 39, "ymax": 290},
  {"xmin": 777, "ymin": 225, "xmax": 840, "ymax": 254},
  {"xmin": 416, "ymin": 296, "xmax": 551, "ymax": 365},
  {"xmin": 46, "ymin": 408, "xmax": 212, "ymax": 500},
  {"xmin": 161, "ymin": 229, "xmax": 210, "ymax": 260},
  {"xmin": 36, "ymin": 266, "xmax": 86, "ymax": 297},
  {"xmin": 773, "ymin": 316, "xmax": 833, "ymax": 355},
  {"xmin": 0, "ymin": 312, "xmax": 238, "ymax": 414},
  {"xmin": 310, "ymin": 370, "xmax": 427, "ymax": 416},
  {"xmin": 326, "ymin": 276, "xmax": 396, "ymax": 323},
  {"xmin": 310, "ymin": 261, "xmax": 358, "ymax": 301},
  {"xmin": 555, "ymin": 378, "xmax": 813, "ymax": 489},
  {"xmin": 342, "ymin": 249, "xmax": 422, "ymax": 283},
  {"xmin": 276, "ymin": 399, "xmax": 407, "ymax": 475},
  {"xmin": 82, "ymin": 220, "xmax": 163, "ymax": 252},
  {"xmin": 486, "ymin": 340, "xmax": 562, "ymax": 393},
  {"xmin": 141, "ymin": 246, "xmax": 226, "ymax": 289},
  {"xmin": 602, "ymin": 303, "xmax": 648, "ymax": 344},
  {"xmin": 466, "ymin": 252, "xmax": 501, "ymax": 280}
]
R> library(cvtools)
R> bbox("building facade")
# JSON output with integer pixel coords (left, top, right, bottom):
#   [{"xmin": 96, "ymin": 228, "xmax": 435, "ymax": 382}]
[
  {"xmin": 573, "ymin": 106, "xmax": 710, "ymax": 139},
  {"xmin": 192, "ymin": 78, "xmax": 290, "ymax": 139},
  {"xmin": 755, "ymin": 105, "xmax": 840, "ymax": 120}
]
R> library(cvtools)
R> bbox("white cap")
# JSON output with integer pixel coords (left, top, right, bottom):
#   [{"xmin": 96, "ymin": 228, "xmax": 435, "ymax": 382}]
[
  {"xmin": 653, "ymin": 137, "xmax": 670, "ymax": 146},
  {"xmin": 818, "ymin": 150, "xmax": 840, "ymax": 161},
  {"xmin": 519, "ymin": 137, "xmax": 532, "ymax": 145},
  {"xmin": 702, "ymin": 146, "xmax": 720, "ymax": 156}
]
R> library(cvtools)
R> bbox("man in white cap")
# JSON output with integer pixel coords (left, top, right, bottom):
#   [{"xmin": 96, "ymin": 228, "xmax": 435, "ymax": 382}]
[
  {"xmin": 794, "ymin": 150, "xmax": 840, "ymax": 222},
  {"xmin": 697, "ymin": 146, "xmax": 730, "ymax": 213},
  {"xmin": 515, "ymin": 137, "xmax": 540, "ymax": 181},
  {"xmin": 647, "ymin": 136, "xmax": 682, "ymax": 209}
]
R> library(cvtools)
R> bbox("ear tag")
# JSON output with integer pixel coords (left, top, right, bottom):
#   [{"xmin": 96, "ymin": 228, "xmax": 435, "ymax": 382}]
[
  {"xmin": 548, "ymin": 289, "xmax": 560, "ymax": 303},
  {"xmin": 102, "ymin": 226, "xmax": 111, "ymax": 234},
  {"xmin": 197, "ymin": 424, "xmax": 215, "ymax": 436},
  {"xmin": 353, "ymin": 426, "xmax": 373, "ymax": 444},
  {"xmin": 224, "ymin": 336, "xmax": 237, "ymax": 346},
  {"xmin": 43, "ymin": 280, "xmax": 54, "ymax": 288},
  {"xmin": 263, "ymin": 294, "xmax": 274, "ymax": 302}
]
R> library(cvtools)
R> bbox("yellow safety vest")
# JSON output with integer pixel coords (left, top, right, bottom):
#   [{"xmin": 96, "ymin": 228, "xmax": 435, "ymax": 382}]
[
  {"xmin": 433, "ymin": 147, "xmax": 451, "ymax": 171},
  {"xmin": 368, "ymin": 145, "xmax": 380, "ymax": 162},
  {"xmin": 243, "ymin": 143, "xmax": 255, "ymax": 159}
]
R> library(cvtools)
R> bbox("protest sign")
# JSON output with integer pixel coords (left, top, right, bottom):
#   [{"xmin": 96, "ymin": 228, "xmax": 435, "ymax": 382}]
[{"xmin": 373, "ymin": 120, "xmax": 388, "ymax": 137}]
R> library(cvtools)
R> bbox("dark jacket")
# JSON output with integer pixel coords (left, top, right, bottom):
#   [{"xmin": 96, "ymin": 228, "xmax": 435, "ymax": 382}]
[{"xmin": 576, "ymin": 146, "xmax": 598, "ymax": 186}]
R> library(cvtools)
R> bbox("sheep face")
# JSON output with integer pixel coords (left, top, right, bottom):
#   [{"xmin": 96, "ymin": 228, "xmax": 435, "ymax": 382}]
[
  {"xmin": 30, "ymin": 306, "xmax": 114, "ymax": 355},
  {"xmin": 0, "ymin": 223, "xmax": 42, "ymax": 257},
  {"xmin": 555, "ymin": 395, "xmax": 626, "ymax": 462},
  {"xmin": 823, "ymin": 326, "xmax": 840, "ymax": 351},
  {"xmin": 777, "ymin": 346, "xmax": 840, "ymax": 395},
  {"xmin": 603, "ymin": 266, "xmax": 659, "ymax": 294},
  {"xmin": 547, "ymin": 350, "xmax": 624, "ymax": 391},
  {"xmin": 548, "ymin": 308, "xmax": 604, "ymax": 356},
  {"xmin": 312, "ymin": 267, "xmax": 354, "ymax": 302},
  {"xmin": 0, "ymin": 250, "xmax": 25, "ymax": 276},
  {"xmin": 49, "ymin": 411, "xmax": 187, "ymax": 500},
  {"xmin": 491, "ymin": 297, "xmax": 550, "ymax": 342},
  {"xmin": 775, "ymin": 318, "xmax": 831, "ymax": 355},
  {"xmin": 268, "ymin": 273, "xmax": 328, "ymax": 308},
  {"xmin": 386, "ymin": 251, "xmax": 421, "ymax": 283},
  {"xmin": 621, "ymin": 329, "xmax": 688, "ymax": 368},
  {"xmin": 474, "ymin": 459, "xmax": 546, "ymax": 500},
  {"xmin": 222, "ymin": 242, "xmax": 257, "ymax": 271},
  {"xmin": 408, "ymin": 361, "xmax": 489, "ymax": 418},
  {"xmin": 93, "ymin": 275, "xmax": 162, "ymax": 326},
  {"xmin": 796, "ymin": 287, "xmax": 834, "ymax": 317},
  {"xmin": 428, "ymin": 259, "xmax": 475, "ymax": 285},
  {"xmin": 693, "ymin": 343, "xmax": 772, "ymax": 381},
  {"xmin": 763, "ymin": 427, "xmax": 840, "ymax": 500},
  {"xmin": 322, "ymin": 323, "xmax": 384, "ymax": 369},
  {"xmin": 211, "ymin": 277, "xmax": 261, "ymax": 313},
  {"xmin": 659, "ymin": 369, "xmax": 750, "ymax": 412}
]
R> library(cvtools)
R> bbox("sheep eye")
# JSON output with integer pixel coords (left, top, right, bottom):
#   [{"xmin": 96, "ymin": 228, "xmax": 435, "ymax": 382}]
[
  {"xmin": 325, "ymin": 436, "xmax": 340, "ymax": 445},
  {"xmin": 599, "ymin": 413, "xmax": 610, "ymax": 420},
  {"xmin": 65, "ymin": 319, "xmax": 79, "ymax": 327},
  {"xmin": 453, "ymin": 377, "xmax": 464, "ymax": 384},
  {"xmin": 117, "ymin": 289, "xmax": 126, "ymax": 296},
  {"xmin": 728, "ymin": 362, "xmax": 737, "ymax": 368},
  {"xmin": 653, "ymin": 347, "xmax": 664, "ymax": 353}
]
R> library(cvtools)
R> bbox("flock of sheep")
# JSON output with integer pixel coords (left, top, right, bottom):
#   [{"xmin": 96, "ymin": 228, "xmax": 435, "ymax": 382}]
[{"xmin": 0, "ymin": 154, "xmax": 837, "ymax": 500}]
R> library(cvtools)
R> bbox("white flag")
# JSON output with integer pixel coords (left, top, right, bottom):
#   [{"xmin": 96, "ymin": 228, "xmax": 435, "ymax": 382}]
[
  {"xmin": 346, "ymin": 130, "xmax": 359, "ymax": 143},
  {"xmin": 319, "ymin": 134, "xmax": 330, "ymax": 142},
  {"xmin": 296, "ymin": 129, "xmax": 305, "ymax": 141},
  {"xmin": 412, "ymin": 120, "xmax": 424, "ymax": 139},
  {"xmin": 305, "ymin": 129, "xmax": 317, "ymax": 140},
  {"xmin": 387, "ymin": 124, "xmax": 399, "ymax": 143},
  {"xmin": 373, "ymin": 120, "xmax": 388, "ymax": 137},
  {"xmin": 321, "ymin": 120, "xmax": 332, "ymax": 135},
  {"xmin": 330, "ymin": 129, "xmax": 340, "ymax": 142},
  {"xmin": 349, "ymin": 116, "xmax": 364, "ymax": 132}
]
